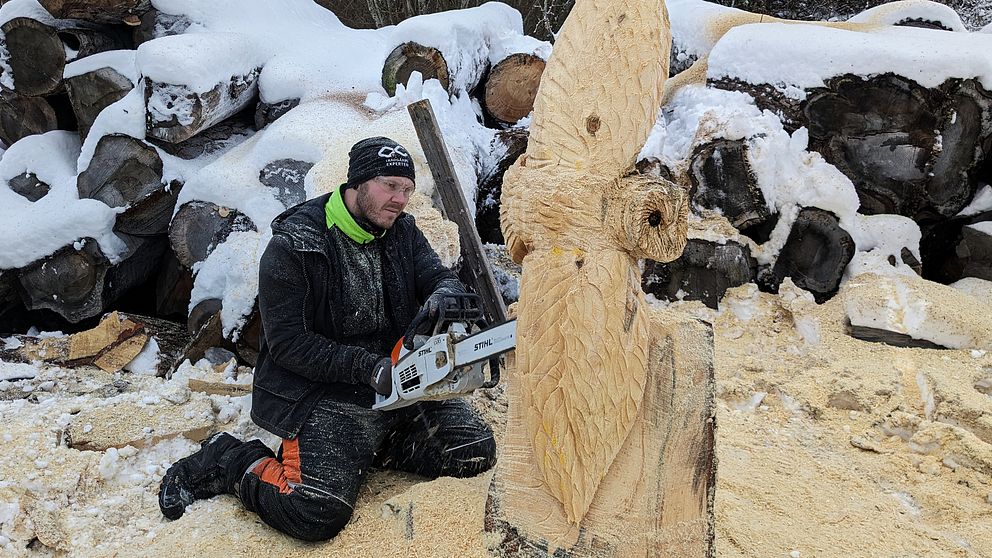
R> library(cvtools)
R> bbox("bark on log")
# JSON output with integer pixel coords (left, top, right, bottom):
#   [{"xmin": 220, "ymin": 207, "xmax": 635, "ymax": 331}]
[
  {"xmin": 133, "ymin": 8, "xmax": 190, "ymax": 46},
  {"xmin": 847, "ymin": 323, "xmax": 950, "ymax": 350},
  {"xmin": 259, "ymin": 158, "xmax": 312, "ymax": 208},
  {"xmin": 490, "ymin": 0, "xmax": 712, "ymax": 553},
  {"xmin": 168, "ymin": 201, "xmax": 256, "ymax": 269},
  {"xmin": 144, "ymin": 69, "xmax": 260, "ymax": 144},
  {"xmin": 16, "ymin": 235, "xmax": 167, "ymax": 323},
  {"xmin": 483, "ymin": 53, "xmax": 546, "ymax": 125},
  {"xmin": 0, "ymin": 311, "xmax": 148, "ymax": 372},
  {"xmin": 254, "ymin": 98, "xmax": 299, "ymax": 129},
  {"xmin": 147, "ymin": 112, "xmax": 255, "ymax": 160},
  {"xmin": 155, "ymin": 250, "xmax": 193, "ymax": 319},
  {"xmin": 955, "ymin": 223, "xmax": 992, "ymax": 281},
  {"xmin": 1, "ymin": 16, "xmax": 129, "ymax": 96},
  {"xmin": 643, "ymin": 238, "xmax": 757, "ymax": 309},
  {"xmin": 65, "ymin": 66, "xmax": 134, "ymax": 140},
  {"xmin": 118, "ymin": 312, "xmax": 188, "ymax": 375},
  {"xmin": 7, "ymin": 172, "xmax": 50, "ymax": 202},
  {"xmin": 187, "ymin": 298, "xmax": 221, "ymax": 335},
  {"xmin": 688, "ymin": 139, "xmax": 772, "ymax": 232},
  {"xmin": 76, "ymin": 134, "xmax": 178, "ymax": 237},
  {"xmin": 0, "ymin": 269, "xmax": 21, "ymax": 320},
  {"xmin": 921, "ymin": 209, "xmax": 992, "ymax": 283},
  {"xmin": 37, "ymin": 0, "xmax": 152, "ymax": 24},
  {"xmin": 235, "ymin": 305, "xmax": 261, "ymax": 367},
  {"xmin": 381, "ymin": 42, "xmax": 450, "ymax": 96},
  {"xmin": 0, "ymin": 92, "xmax": 58, "ymax": 146},
  {"xmin": 476, "ymin": 128, "xmax": 528, "ymax": 244},
  {"xmin": 772, "ymin": 207, "xmax": 856, "ymax": 302}
]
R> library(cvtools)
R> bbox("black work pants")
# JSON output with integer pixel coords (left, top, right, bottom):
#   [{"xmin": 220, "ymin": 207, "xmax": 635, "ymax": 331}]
[{"xmin": 233, "ymin": 397, "xmax": 496, "ymax": 541}]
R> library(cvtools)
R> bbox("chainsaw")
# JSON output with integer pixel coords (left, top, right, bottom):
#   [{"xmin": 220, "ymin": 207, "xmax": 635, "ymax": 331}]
[{"xmin": 373, "ymin": 294, "xmax": 516, "ymax": 411}]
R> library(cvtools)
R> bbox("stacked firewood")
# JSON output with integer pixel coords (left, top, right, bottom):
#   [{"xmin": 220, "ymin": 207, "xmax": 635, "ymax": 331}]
[{"xmin": 0, "ymin": 1, "xmax": 548, "ymax": 369}]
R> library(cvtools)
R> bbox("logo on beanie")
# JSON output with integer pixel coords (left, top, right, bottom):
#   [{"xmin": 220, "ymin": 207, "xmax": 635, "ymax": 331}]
[{"xmin": 377, "ymin": 146, "xmax": 409, "ymax": 159}]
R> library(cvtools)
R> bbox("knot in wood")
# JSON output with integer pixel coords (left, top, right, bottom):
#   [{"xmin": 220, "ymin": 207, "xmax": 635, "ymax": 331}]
[
  {"xmin": 585, "ymin": 114, "xmax": 601, "ymax": 136},
  {"xmin": 606, "ymin": 175, "xmax": 688, "ymax": 262}
]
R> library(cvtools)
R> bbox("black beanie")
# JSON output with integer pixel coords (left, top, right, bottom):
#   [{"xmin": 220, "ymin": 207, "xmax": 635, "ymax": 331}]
[{"xmin": 346, "ymin": 136, "xmax": 416, "ymax": 188}]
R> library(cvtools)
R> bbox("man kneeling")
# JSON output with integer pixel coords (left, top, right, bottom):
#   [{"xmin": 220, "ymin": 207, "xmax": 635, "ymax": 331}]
[{"xmin": 157, "ymin": 137, "xmax": 496, "ymax": 541}]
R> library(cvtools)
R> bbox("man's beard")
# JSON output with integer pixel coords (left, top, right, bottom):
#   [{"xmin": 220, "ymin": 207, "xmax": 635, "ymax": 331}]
[{"xmin": 356, "ymin": 185, "xmax": 401, "ymax": 231}]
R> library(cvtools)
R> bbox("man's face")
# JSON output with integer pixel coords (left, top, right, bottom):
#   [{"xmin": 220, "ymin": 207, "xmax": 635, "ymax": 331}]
[{"xmin": 355, "ymin": 176, "xmax": 414, "ymax": 229}]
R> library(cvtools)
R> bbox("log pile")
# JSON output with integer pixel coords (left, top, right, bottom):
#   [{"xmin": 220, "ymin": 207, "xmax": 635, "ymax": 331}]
[
  {"xmin": 0, "ymin": 1, "xmax": 552, "ymax": 381},
  {"xmin": 634, "ymin": 1, "xmax": 992, "ymax": 309}
]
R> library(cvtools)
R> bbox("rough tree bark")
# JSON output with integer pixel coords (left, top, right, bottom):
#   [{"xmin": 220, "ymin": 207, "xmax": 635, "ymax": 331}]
[
  {"xmin": 144, "ymin": 69, "xmax": 260, "ymax": 144},
  {"xmin": 487, "ymin": 0, "xmax": 714, "ymax": 555},
  {"xmin": 37, "ymin": 0, "xmax": 153, "ymax": 24},
  {"xmin": 476, "ymin": 128, "xmax": 528, "ymax": 244},
  {"xmin": 1, "ymin": 16, "xmax": 129, "ymax": 96}
]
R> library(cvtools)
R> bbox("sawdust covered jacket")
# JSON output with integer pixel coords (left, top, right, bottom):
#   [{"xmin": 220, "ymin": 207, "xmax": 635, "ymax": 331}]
[{"xmin": 252, "ymin": 188, "xmax": 462, "ymax": 439}]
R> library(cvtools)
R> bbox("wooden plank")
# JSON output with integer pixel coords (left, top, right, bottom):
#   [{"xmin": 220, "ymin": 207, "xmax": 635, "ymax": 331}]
[{"xmin": 407, "ymin": 98, "xmax": 508, "ymax": 324}]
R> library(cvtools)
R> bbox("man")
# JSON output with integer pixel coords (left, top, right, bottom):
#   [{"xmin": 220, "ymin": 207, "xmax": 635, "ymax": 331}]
[{"xmin": 158, "ymin": 137, "xmax": 497, "ymax": 541}]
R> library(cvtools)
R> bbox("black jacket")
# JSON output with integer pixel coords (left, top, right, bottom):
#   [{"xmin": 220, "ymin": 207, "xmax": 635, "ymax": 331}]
[{"xmin": 251, "ymin": 192, "xmax": 462, "ymax": 439}]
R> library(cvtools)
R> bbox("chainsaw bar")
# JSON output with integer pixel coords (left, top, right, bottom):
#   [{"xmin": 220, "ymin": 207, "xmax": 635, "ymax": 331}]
[{"xmin": 453, "ymin": 319, "xmax": 516, "ymax": 367}]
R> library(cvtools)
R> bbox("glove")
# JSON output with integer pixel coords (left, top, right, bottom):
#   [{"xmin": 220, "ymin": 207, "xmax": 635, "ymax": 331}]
[
  {"xmin": 403, "ymin": 289, "xmax": 462, "ymax": 349},
  {"xmin": 368, "ymin": 357, "xmax": 393, "ymax": 396}
]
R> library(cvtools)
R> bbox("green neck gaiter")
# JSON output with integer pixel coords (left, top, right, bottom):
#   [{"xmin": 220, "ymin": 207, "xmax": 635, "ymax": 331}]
[{"xmin": 324, "ymin": 184, "xmax": 384, "ymax": 244}]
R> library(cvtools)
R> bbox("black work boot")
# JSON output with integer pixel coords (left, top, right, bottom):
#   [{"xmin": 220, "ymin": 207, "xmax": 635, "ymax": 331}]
[{"xmin": 158, "ymin": 432, "xmax": 245, "ymax": 520}]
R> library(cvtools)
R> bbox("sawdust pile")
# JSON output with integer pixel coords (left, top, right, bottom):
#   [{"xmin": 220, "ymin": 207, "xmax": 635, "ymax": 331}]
[{"xmin": 1, "ymin": 271, "xmax": 990, "ymax": 557}]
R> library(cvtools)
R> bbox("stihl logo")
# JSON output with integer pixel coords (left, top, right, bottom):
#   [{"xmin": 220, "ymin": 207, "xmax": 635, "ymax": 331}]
[
  {"xmin": 474, "ymin": 339, "xmax": 493, "ymax": 352},
  {"xmin": 377, "ymin": 146, "xmax": 408, "ymax": 159}
]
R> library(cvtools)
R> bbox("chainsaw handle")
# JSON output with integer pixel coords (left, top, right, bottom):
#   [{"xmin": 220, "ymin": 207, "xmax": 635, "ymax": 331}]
[{"xmin": 483, "ymin": 356, "xmax": 500, "ymax": 388}]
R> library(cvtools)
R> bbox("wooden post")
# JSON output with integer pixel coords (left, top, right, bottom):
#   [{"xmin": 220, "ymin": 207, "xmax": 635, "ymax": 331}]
[{"xmin": 407, "ymin": 98, "xmax": 508, "ymax": 324}]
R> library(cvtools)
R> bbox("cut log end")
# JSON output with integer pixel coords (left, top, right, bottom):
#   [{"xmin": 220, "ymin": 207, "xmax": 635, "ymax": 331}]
[
  {"xmin": 484, "ymin": 53, "xmax": 546, "ymax": 125},
  {"xmin": 772, "ymin": 207, "xmax": 855, "ymax": 302},
  {"xmin": 0, "ymin": 92, "xmax": 58, "ymax": 147},
  {"xmin": 65, "ymin": 67, "xmax": 134, "ymax": 140},
  {"xmin": 168, "ymin": 201, "xmax": 256, "ymax": 270},
  {"xmin": 17, "ymin": 240, "xmax": 107, "ymax": 322},
  {"xmin": 381, "ymin": 42, "xmax": 450, "ymax": 96},
  {"xmin": 1, "ymin": 17, "xmax": 66, "ymax": 96}
]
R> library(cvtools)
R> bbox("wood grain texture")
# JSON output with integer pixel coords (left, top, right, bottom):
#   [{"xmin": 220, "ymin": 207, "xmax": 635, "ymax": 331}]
[
  {"xmin": 488, "ymin": 312, "xmax": 715, "ymax": 555},
  {"xmin": 491, "ymin": 1, "xmax": 711, "ymax": 553},
  {"xmin": 526, "ymin": 0, "xmax": 670, "ymax": 176}
]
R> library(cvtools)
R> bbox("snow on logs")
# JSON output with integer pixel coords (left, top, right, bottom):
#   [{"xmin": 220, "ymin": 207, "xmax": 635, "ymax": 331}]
[
  {"xmin": 1, "ymin": 15, "xmax": 129, "ymax": 96},
  {"xmin": 137, "ymin": 33, "xmax": 261, "ymax": 143},
  {"xmin": 76, "ymin": 133, "xmax": 178, "ymax": 237},
  {"xmin": 64, "ymin": 50, "xmax": 136, "ymax": 140},
  {"xmin": 642, "ymin": 5, "xmax": 992, "ymax": 309},
  {"xmin": 382, "ymin": 4, "xmax": 549, "ymax": 125}
]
